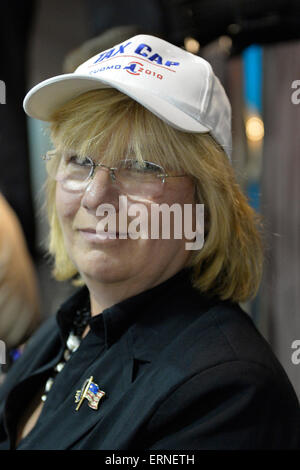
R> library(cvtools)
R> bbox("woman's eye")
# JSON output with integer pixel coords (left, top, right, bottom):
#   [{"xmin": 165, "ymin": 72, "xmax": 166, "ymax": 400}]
[{"xmin": 68, "ymin": 156, "xmax": 90, "ymax": 166}]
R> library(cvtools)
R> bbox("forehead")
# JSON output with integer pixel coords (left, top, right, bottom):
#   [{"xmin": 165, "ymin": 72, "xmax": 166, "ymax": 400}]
[
  {"xmin": 50, "ymin": 88, "xmax": 200, "ymax": 175},
  {"xmin": 52, "ymin": 103, "xmax": 185, "ymax": 173},
  {"xmin": 58, "ymin": 134, "xmax": 183, "ymax": 172}
]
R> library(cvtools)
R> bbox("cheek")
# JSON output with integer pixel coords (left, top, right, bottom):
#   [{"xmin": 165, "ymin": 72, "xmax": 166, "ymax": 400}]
[
  {"xmin": 55, "ymin": 184, "xmax": 82, "ymax": 221},
  {"xmin": 154, "ymin": 178, "xmax": 196, "ymax": 207},
  {"xmin": 149, "ymin": 180, "xmax": 196, "ymax": 239}
]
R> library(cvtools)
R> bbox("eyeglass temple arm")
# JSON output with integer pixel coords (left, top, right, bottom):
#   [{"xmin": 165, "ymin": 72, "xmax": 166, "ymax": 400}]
[
  {"xmin": 162, "ymin": 174, "xmax": 188, "ymax": 179},
  {"xmin": 42, "ymin": 150, "xmax": 57, "ymax": 161}
]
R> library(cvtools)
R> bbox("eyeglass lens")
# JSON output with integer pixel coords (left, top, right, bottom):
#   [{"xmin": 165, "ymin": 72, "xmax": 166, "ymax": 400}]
[{"xmin": 53, "ymin": 156, "xmax": 165, "ymax": 197}]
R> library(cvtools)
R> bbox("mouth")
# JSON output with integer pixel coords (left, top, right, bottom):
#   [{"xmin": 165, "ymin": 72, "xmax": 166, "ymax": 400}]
[{"xmin": 78, "ymin": 228, "xmax": 128, "ymax": 241}]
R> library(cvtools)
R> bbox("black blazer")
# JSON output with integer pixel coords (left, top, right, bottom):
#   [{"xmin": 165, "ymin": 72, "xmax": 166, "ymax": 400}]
[{"xmin": 0, "ymin": 269, "xmax": 299, "ymax": 449}]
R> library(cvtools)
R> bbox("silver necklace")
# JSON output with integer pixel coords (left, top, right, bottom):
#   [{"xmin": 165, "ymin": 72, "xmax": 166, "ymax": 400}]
[{"xmin": 41, "ymin": 307, "xmax": 91, "ymax": 402}]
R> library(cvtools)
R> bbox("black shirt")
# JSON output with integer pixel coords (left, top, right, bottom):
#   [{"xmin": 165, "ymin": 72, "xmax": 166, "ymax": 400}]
[{"xmin": 0, "ymin": 268, "xmax": 299, "ymax": 449}]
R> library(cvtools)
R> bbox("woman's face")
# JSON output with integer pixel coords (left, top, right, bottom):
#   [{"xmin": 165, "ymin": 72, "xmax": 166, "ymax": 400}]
[{"xmin": 55, "ymin": 156, "xmax": 196, "ymax": 287}]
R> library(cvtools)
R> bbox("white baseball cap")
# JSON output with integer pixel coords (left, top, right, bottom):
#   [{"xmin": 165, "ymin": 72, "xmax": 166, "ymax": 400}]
[{"xmin": 23, "ymin": 34, "xmax": 232, "ymax": 159}]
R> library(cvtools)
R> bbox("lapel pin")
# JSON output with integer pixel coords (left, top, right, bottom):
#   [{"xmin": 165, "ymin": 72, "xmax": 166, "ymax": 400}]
[{"xmin": 75, "ymin": 376, "xmax": 106, "ymax": 411}]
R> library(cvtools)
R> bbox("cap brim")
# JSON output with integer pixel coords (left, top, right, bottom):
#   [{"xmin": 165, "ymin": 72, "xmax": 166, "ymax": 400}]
[{"xmin": 23, "ymin": 74, "xmax": 210, "ymax": 134}]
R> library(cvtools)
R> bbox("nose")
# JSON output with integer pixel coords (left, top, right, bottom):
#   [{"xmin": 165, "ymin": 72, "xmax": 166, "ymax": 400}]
[{"xmin": 81, "ymin": 166, "xmax": 119, "ymax": 213}]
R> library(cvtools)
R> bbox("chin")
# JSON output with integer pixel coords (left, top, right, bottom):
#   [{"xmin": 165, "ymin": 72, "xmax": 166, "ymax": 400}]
[{"xmin": 75, "ymin": 251, "xmax": 132, "ymax": 284}]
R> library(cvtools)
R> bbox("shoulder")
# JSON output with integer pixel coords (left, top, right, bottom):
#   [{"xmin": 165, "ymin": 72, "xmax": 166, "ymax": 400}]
[
  {"xmin": 150, "ymin": 297, "xmax": 299, "ymax": 415},
  {"xmin": 146, "ymin": 299, "xmax": 300, "ymax": 448},
  {"xmin": 206, "ymin": 300, "xmax": 289, "ymax": 373},
  {"xmin": 159, "ymin": 298, "xmax": 284, "ymax": 376}
]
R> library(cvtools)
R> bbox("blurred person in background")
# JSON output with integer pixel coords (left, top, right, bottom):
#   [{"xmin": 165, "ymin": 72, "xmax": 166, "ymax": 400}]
[
  {"xmin": 0, "ymin": 194, "xmax": 40, "ymax": 369},
  {"xmin": 0, "ymin": 34, "xmax": 298, "ymax": 450}
]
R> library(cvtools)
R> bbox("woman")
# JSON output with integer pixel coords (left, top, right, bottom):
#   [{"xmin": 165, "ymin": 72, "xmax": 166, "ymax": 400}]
[{"xmin": 0, "ymin": 34, "xmax": 299, "ymax": 450}]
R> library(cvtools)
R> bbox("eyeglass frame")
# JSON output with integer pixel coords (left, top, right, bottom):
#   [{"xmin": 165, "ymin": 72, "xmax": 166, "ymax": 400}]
[{"xmin": 42, "ymin": 152, "xmax": 189, "ymax": 186}]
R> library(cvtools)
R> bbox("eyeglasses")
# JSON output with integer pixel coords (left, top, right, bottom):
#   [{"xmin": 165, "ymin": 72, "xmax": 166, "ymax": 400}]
[{"xmin": 42, "ymin": 151, "xmax": 188, "ymax": 198}]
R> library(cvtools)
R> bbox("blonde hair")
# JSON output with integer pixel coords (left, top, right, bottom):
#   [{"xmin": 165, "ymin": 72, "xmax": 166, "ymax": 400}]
[{"xmin": 46, "ymin": 88, "xmax": 264, "ymax": 303}]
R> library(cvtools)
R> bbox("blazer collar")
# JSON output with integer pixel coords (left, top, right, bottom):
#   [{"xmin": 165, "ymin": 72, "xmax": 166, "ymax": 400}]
[
  {"xmin": 56, "ymin": 267, "xmax": 199, "ymax": 350},
  {"xmin": 55, "ymin": 266, "xmax": 219, "ymax": 373}
]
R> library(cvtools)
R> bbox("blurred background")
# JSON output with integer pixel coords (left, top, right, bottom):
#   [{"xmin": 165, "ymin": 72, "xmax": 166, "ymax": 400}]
[{"xmin": 0, "ymin": 0, "xmax": 299, "ymax": 396}]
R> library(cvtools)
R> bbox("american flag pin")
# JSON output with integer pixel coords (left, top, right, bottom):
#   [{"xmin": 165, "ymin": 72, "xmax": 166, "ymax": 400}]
[{"xmin": 75, "ymin": 376, "xmax": 106, "ymax": 411}]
